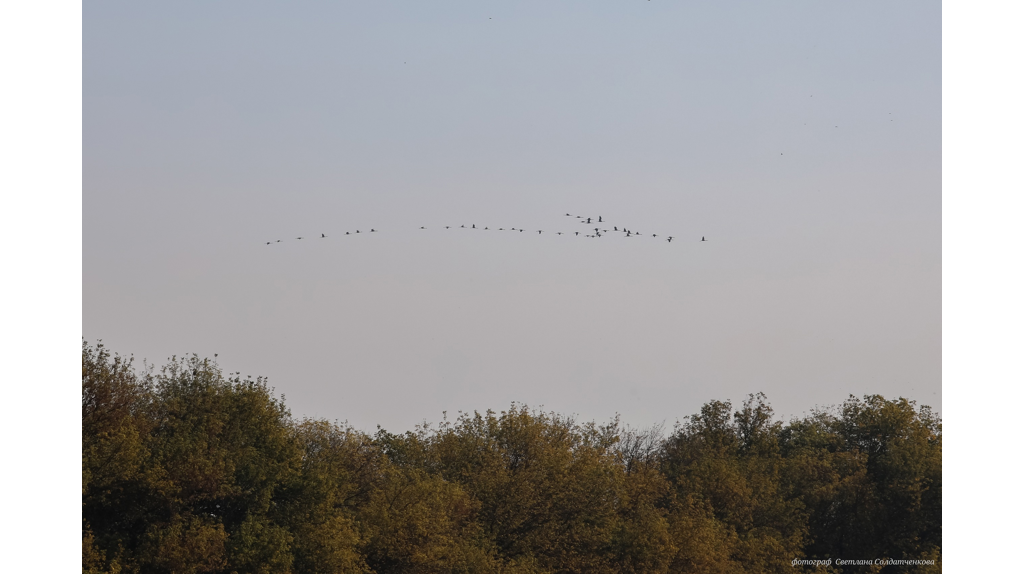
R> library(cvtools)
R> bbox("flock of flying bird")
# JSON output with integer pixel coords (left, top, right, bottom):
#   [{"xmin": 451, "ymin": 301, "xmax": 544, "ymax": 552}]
[{"xmin": 264, "ymin": 213, "xmax": 707, "ymax": 246}]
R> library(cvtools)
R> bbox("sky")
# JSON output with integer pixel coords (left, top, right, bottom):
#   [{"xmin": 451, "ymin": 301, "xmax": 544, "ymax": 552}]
[{"xmin": 83, "ymin": 0, "xmax": 941, "ymax": 432}]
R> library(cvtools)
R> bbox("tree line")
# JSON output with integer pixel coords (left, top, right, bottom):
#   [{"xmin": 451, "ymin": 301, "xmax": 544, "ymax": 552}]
[{"xmin": 83, "ymin": 341, "xmax": 940, "ymax": 573}]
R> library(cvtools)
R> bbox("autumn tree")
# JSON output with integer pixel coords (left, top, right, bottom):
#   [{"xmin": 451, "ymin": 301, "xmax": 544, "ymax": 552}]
[
  {"xmin": 84, "ymin": 342, "xmax": 939, "ymax": 574},
  {"xmin": 662, "ymin": 395, "xmax": 807, "ymax": 573},
  {"xmin": 780, "ymin": 395, "xmax": 942, "ymax": 572},
  {"xmin": 82, "ymin": 341, "xmax": 153, "ymax": 573}
]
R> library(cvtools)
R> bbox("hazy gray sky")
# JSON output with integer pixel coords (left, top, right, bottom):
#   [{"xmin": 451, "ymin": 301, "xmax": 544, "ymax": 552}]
[{"xmin": 84, "ymin": 1, "xmax": 940, "ymax": 432}]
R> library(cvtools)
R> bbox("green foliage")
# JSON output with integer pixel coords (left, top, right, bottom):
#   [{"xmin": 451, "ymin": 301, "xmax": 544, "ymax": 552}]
[{"xmin": 83, "ymin": 342, "xmax": 940, "ymax": 573}]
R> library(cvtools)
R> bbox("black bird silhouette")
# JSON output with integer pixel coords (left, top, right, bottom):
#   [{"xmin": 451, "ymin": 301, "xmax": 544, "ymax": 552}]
[
  {"xmin": 519, "ymin": 229, "xmax": 524, "ymax": 232},
  {"xmin": 566, "ymin": 213, "xmax": 571, "ymax": 216},
  {"xmin": 321, "ymin": 233, "xmax": 326, "ymax": 238},
  {"xmin": 461, "ymin": 225, "xmax": 466, "ymax": 228},
  {"xmin": 356, "ymin": 230, "xmax": 360, "ymax": 233},
  {"xmin": 370, "ymin": 229, "xmax": 376, "ymax": 232},
  {"xmin": 614, "ymin": 226, "xmax": 618, "ymax": 231},
  {"xmin": 575, "ymin": 231, "xmax": 579, "ymax": 236},
  {"xmin": 667, "ymin": 236, "xmax": 673, "ymax": 242},
  {"xmin": 652, "ymin": 234, "xmax": 657, "ymax": 238},
  {"xmin": 266, "ymin": 242, "xmax": 271, "ymax": 245},
  {"xmin": 276, "ymin": 240, "xmax": 281, "ymax": 242},
  {"xmin": 472, "ymin": 224, "xmax": 476, "ymax": 229},
  {"xmin": 598, "ymin": 216, "xmax": 602, "ymax": 222},
  {"xmin": 701, "ymin": 236, "xmax": 706, "ymax": 241},
  {"xmin": 557, "ymin": 232, "xmax": 563, "ymax": 235},
  {"xmin": 576, "ymin": 215, "xmax": 582, "ymax": 218},
  {"xmin": 484, "ymin": 227, "xmax": 489, "ymax": 230},
  {"xmin": 586, "ymin": 217, "xmax": 591, "ymax": 224},
  {"xmin": 297, "ymin": 237, "xmax": 303, "ymax": 239},
  {"xmin": 420, "ymin": 226, "xmax": 426, "ymax": 229},
  {"xmin": 446, "ymin": 226, "xmax": 451, "ymax": 229},
  {"xmin": 538, "ymin": 230, "xmax": 543, "ymax": 234},
  {"xmin": 345, "ymin": 232, "xmax": 350, "ymax": 235}
]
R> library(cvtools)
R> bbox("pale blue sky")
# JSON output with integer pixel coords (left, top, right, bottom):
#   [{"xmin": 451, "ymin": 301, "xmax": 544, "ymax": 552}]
[{"xmin": 84, "ymin": 1, "xmax": 940, "ymax": 431}]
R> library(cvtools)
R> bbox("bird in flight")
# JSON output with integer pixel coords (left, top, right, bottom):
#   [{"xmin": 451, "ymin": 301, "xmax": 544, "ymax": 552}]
[{"xmin": 667, "ymin": 236, "xmax": 673, "ymax": 242}]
